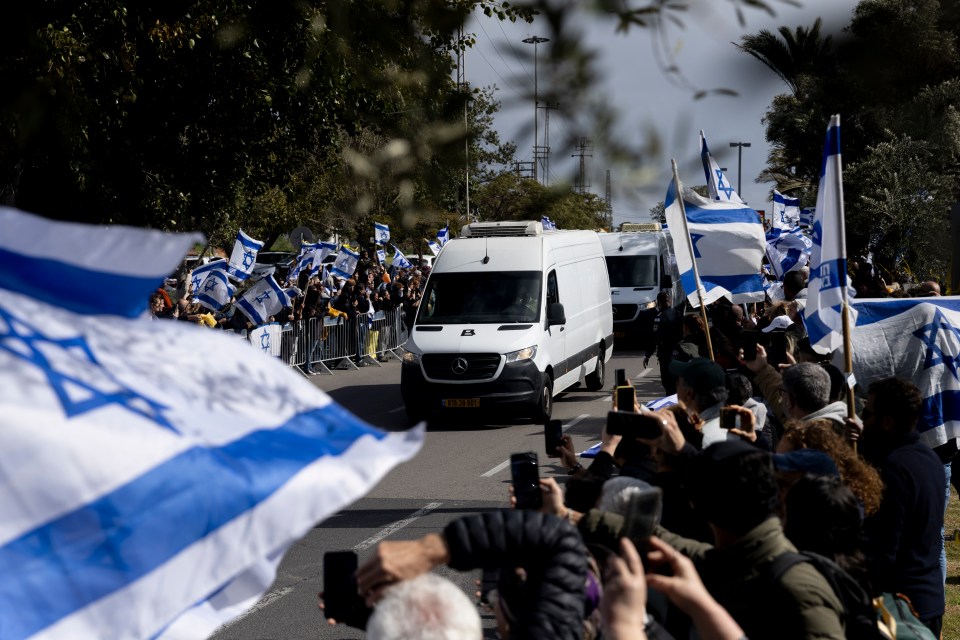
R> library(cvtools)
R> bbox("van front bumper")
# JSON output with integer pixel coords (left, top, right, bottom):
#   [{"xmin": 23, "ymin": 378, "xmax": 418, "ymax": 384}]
[
  {"xmin": 400, "ymin": 359, "xmax": 545, "ymax": 418},
  {"xmin": 612, "ymin": 305, "xmax": 657, "ymax": 342}
]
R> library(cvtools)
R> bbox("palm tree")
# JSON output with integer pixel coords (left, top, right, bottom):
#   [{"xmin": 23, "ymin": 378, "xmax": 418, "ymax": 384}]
[{"xmin": 736, "ymin": 18, "xmax": 834, "ymax": 96}]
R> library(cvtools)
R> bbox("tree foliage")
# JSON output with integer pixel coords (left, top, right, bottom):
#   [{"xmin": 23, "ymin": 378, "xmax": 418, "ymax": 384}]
[{"xmin": 739, "ymin": 0, "xmax": 960, "ymax": 281}]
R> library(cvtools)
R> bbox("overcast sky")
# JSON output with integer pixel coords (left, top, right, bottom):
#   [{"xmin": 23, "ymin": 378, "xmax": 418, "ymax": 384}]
[{"xmin": 465, "ymin": 0, "xmax": 859, "ymax": 226}]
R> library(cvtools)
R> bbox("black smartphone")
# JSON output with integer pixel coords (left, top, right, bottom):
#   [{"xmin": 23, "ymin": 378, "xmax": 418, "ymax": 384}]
[
  {"xmin": 615, "ymin": 368, "xmax": 627, "ymax": 387},
  {"xmin": 767, "ymin": 331, "xmax": 788, "ymax": 365},
  {"xmin": 606, "ymin": 411, "xmax": 662, "ymax": 439},
  {"xmin": 720, "ymin": 406, "xmax": 739, "ymax": 430},
  {"xmin": 544, "ymin": 419, "xmax": 563, "ymax": 458},
  {"xmin": 621, "ymin": 487, "xmax": 664, "ymax": 543},
  {"xmin": 741, "ymin": 330, "xmax": 760, "ymax": 361},
  {"xmin": 616, "ymin": 385, "xmax": 636, "ymax": 412},
  {"xmin": 322, "ymin": 551, "xmax": 371, "ymax": 628},
  {"xmin": 510, "ymin": 452, "xmax": 542, "ymax": 510}
]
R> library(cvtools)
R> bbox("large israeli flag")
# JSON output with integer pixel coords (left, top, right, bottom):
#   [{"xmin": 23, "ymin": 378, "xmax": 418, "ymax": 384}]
[
  {"xmin": 765, "ymin": 227, "xmax": 813, "ymax": 280},
  {"xmin": 391, "ymin": 245, "xmax": 413, "ymax": 269},
  {"xmin": 374, "ymin": 222, "xmax": 390, "ymax": 245},
  {"xmin": 0, "ymin": 207, "xmax": 422, "ymax": 640},
  {"xmin": 845, "ymin": 297, "xmax": 960, "ymax": 449},
  {"xmin": 772, "ymin": 190, "xmax": 801, "ymax": 230},
  {"xmin": 226, "ymin": 229, "xmax": 264, "ymax": 281},
  {"xmin": 330, "ymin": 246, "xmax": 359, "ymax": 280},
  {"xmin": 803, "ymin": 115, "xmax": 856, "ymax": 354},
  {"xmin": 192, "ymin": 262, "xmax": 235, "ymax": 312},
  {"xmin": 664, "ymin": 178, "xmax": 766, "ymax": 306},
  {"xmin": 437, "ymin": 225, "xmax": 450, "ymax": 246},
  {"xmin": 235, "ymin": 275, "xmax": 290, "ymax": 326},
  {"xmin": 699, "ymin": 130, "xmax": 743, "ymax": 204}
]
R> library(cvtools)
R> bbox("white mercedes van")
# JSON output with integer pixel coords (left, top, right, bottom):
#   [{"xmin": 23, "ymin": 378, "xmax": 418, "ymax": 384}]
[
  {"xmin": 599, "ymin": 223, "xmax": 683, "ymax": 343},
  {"xmin": 400, "ymin": 220, "xmax": 614, "ymax": 423}
]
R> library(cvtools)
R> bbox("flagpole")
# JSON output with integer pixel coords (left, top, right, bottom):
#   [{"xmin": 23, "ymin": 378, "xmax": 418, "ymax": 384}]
[
  {"xmin": 671, "ymin": 159, "xmax": 715, "ymax": 362},
  {"xmin": 831, "ymin": 114, "xmax": 856, "ymax": 421}
]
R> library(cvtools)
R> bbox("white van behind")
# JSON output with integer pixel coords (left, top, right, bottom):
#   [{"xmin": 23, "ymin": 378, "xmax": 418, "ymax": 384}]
[
  {"xmin": 599, "ymin": 223, "xmax": 682, "ymax": 344},
  {"xmin": 401, "ymin": 220, "xmax": 613, "ymax": 423}
]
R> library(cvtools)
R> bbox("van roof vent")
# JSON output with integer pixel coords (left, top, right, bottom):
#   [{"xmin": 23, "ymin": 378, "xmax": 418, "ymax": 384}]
[
  {"xmin": 620, "ymin": 222, "xmax": 662, "ymax": 232},
  {"xmin": 460, "ymin": 220, "xmax": 544, "ymax": 237}
]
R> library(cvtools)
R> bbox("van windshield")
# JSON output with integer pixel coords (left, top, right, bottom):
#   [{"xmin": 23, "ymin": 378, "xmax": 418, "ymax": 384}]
[
  {"xmin": 417, "ymin": 271, "xmax": 542, "ymax": 324},
  {"xmin": 605, "ymin": 255, "xmax": 657, "ymax": 288}
]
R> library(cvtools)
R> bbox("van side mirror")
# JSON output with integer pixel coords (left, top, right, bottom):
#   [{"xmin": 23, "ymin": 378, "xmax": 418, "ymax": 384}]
[
  {"xmin": 660, "ymin": 274, "xmax": 673, "ymax": 289},
  {"xmin": 547, "ymin": 302, "xmax": 566, "ymax": 327}
]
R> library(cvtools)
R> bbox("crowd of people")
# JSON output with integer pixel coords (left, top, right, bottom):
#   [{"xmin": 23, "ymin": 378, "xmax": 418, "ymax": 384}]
[
  {"xmin": 317, "ymin": 265, "xmax": 949, "ymax": 639},
  {"xmin": 149, "ymin": 248, "xmax": 429, "ymax": 367}
]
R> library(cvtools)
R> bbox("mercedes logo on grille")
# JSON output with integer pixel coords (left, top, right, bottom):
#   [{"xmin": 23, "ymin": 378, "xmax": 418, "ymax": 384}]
[{"xmin": 451, "ymin": 357, "xmax": 469, "ymax": 375}]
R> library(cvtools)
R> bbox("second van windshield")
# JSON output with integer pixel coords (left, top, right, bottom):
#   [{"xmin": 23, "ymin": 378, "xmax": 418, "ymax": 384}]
[
  {"xmin": 604, "ymin": 255, "xmax": 657, "ymax": 288},
  {"xmin": 417, "ymin": 271, "xmax": 542, "ymax": 324}
]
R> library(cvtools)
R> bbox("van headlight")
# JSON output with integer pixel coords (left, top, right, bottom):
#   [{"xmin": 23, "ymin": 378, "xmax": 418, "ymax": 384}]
[
  {"xmin": 640, "ymin": 301, "xmax": 657, "ymax": 310},
  {"xmin": 402, "ymin": 350, "xmax": 421, "ymax": 365},
  {"xmin": 505, "ymin": 345, "xmax": 537, "ymax": 363}
]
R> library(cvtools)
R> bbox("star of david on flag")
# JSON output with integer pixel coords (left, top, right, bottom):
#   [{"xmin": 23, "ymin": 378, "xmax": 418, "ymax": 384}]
[
  {"xmin": 226, "ymin": 229, "xmax": 264, "ymax": 281},
  {"xmin": 376, "ymin": 248, "xmax": 386, "ymax": 264},
  {"xmin": 391, "ymin": 245, "xmax": 413, "ymax": 269},
  {"xmin": 248, "ymin": 323, "xmax": 282, "ymax": 357},
  {"xmin": 772, "ymin": 190, "xmax": 801, "ymax": 231},
  {"xmin": 664, "ymin": 175, "xmax": 765, "ymax": 307},
  {"xmin": 765, "ymin": 227, "xmax": 813, "ymax": 280},
  {"xmin": 236, "ymin": 275, "xmax": 290, "ymax": 326},
  {"xmin": 699, "ymin": 130, "xmax": 743, "ymax": 204},
  {"xmin": 374, "ymin": 221, "xmax": 390, "ymax": 245},
  {"xmin": 330, "ymin": 246, "xmax": 359, "ymax": 280},
  {"xmin": 0, "ymin": 206, "xmax": 422, "ymax": 640},
  {"xmin": 541, "ymin": 216, "xmax": 557, "ymax": 230},
  {"xmin": 192, "ymin": 261, "xmax": 235, "ymax": 312}
]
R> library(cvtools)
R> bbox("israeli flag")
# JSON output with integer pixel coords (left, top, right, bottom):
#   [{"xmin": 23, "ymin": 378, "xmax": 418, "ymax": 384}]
[
  {"xmin": 188, "ymin": 259, "xmax": 226, "ymax": 297},
  {"xmin": 376, "ymin": 248, "xmax": 386, "ymax": 264},
  {"xmin": 541, "ymin": 215, "xmax": 557, "ymax": 230},
  {"xmin": 426, "ymin": 240, "xmax": 441, "ymax": 256},
  {"xmin": 0, "ymin": 207, "xmax": 423, "ymax": 640},
  {"xmin": 330, "ymin": 246, "xmax": 359, "ymax": 280},
  {"xmin": 311, "ymin": 241, "xmax": 337, "ymax": 278},
  {"xmin": 236, "ymin": 275, "xmax": 290, "ymax": 326},
  {"xmin": 391, "ymin": 245, "xmax": 413, "ymax": 269},
  {"xmin": 803, "ymin": 115, "xmax": 857, "ymax": 354},
  {"xmin": 374, "ymin": 221, "xmax": 390, "ymax": 245},
  {"xmin": 772, "ymin": 190, "xmax": 801, "ymax": 230},
  {"xmin": 765, "ymin": 227, "xmax": 813, "ymax": 279},
  {"xmin": 284, "ymin": 241, "xmax": 315, "ymax": 284},
  {"xmin": 193, "ymin": 265, "xmax": 236, "ymax": 313},
  {"xmin": 700, "ymin": 130, "xmax": 743, "ymax": 204},
  {"xmin": 846, "ymin": 297, "xmax": 960, "ymax": 449},
  {"xmin": 226, "ymin": 229, "xmax": 264, "ymax": 281},
  {"xmin": 437, "ymin": 225, "xmax": 450, "ymax": 246},
  {"xmin": 664, "ymin": 178, "xmax": 766, "ymax": 306},
  {"xmin": 799, "ymin": 207, "xmax": 815, "ymax": 228},
  {"xmin": 248, "ymin": 322, "xmax": 282, "ymax": 357}
]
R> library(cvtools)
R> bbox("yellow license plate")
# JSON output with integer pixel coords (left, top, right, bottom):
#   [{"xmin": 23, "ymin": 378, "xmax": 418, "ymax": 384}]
[{"xmin": 443, "ymin": 398, "xmax": 480, "ymax": 408}]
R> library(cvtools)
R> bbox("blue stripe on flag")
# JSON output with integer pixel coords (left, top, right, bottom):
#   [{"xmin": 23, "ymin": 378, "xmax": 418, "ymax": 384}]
[
  {"xmin": 805, "ymin": 303, "xmax": 843, "ymax": 346},
  {"xmin": 922, "ymin": 390, "xmax": 960, "ymax": 434},
  {"xmin": 679, "ymin": 268, "xmax": 764, "ymax": 296},
  {"xmin": 235, "ymin": 298, "xmax": 264, "ymax": 325},
  {"xmin": 820, "ymin": 124, "xmax": 841, "ymax": 176},
  {"xmin": 683, "ymin": 206, "xmax": 760, "ymax": 225},
  {"xmin": 236, "ymin": 234, "xmax": 262, "ymax": 251},
  {"xmin": 194, "ymin": 292, "xmax": 224, "ymax": 311},
  {"xmin": 854, "ymin": 298, "xmax": 960, "ymax": 326},
  {"xmin": 809, "ymin": 257, "xmax": 846, "ymax": 291},
  {"xmin": 0, "ymin": 402, "xmax": 387, "ymax": 639},
  {"xmin": 0, "ymin": 245, "xmax": 162, "ymax": 318}
]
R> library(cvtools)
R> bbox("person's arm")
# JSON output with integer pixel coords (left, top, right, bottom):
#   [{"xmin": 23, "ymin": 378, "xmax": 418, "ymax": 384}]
[
  {"xmin": 601, "ymin": 538, "xmax": 649, "ymax": 640},
  {"xmin": 742, "ymin": 345, "xmax": 786, "ymax": 421},
  {"xmin": 862, "ymin": 463, "xmax": 909, "ymax": 593},
  {"xmin": 644, "ymin": 537, "xmax": 745, "ymax": 640}
]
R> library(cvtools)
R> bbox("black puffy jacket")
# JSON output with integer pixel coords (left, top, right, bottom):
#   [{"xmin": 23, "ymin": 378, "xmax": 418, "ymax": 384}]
[{"xmin": 444, "ymin": 510, "xmax": 587, "ymax": 640}]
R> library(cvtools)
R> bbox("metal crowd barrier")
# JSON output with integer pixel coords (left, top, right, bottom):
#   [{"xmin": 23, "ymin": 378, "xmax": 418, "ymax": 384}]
[{"xmin": 248, "ymin": 308, "xmax": 408, "ymax": 376}]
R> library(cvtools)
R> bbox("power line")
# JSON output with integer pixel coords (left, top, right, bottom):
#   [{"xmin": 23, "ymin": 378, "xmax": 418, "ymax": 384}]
[
  {"xmin": 470, "ymin": 39, "xmax": 523, "ymax": 96},
  {"xmin": 496, "ymin": 19, "xmax": 533, "ymax": 84}
]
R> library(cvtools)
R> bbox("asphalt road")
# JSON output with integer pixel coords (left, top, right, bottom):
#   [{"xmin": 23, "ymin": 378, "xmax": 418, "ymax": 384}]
[{"xmin": 210, "ymin": 347, "xmax": 667, "ymax": 640}]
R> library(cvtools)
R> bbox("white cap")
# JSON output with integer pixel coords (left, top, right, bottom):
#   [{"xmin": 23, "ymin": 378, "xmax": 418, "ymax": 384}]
[{"xmin": 762, "ymin": 315, "xmax": 794, "ymax": 333}]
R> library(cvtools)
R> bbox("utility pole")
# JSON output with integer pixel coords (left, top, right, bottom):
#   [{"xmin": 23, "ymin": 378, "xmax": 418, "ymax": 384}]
[
  {"xmin": 604, "ymin": 169, "xmax": 612, "ymax": 230},
  {"xmin": 538, "ymin": 102, "xmax": 558, "ymax": 185},
  {"xmin": 571, "ymin": 137, "xmax": 593, "ymax": 194},
  {"xmin": 514, "ymin": 160, "xmax": 535, "ymax": 180},
  {"xmin": 457, "ymin": 25, "xmax": 470, "ymax": 221},
  {"xmin": 522, "ymin": 36, "xmax": 549, "ymax": 183},
  {"xmin": 729, "ymin": 141, "xmax": 752, "ymax": 195}
]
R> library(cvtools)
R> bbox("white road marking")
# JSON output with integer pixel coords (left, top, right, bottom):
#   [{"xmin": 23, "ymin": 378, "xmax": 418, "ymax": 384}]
[
  {"xmin": 480, "ymin": 414, "xmax": 590, "ymax": 477},
  {"xmin": 635, "ymin": 367, "xmax": 655, "ymax": 379},
  {"xmin": 215, "ymin": 586, "xmax": 294, "ymax": 631},
  {"xmin": 353, "ymin": 502, "xmax": 443, "ymax": 551}
]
